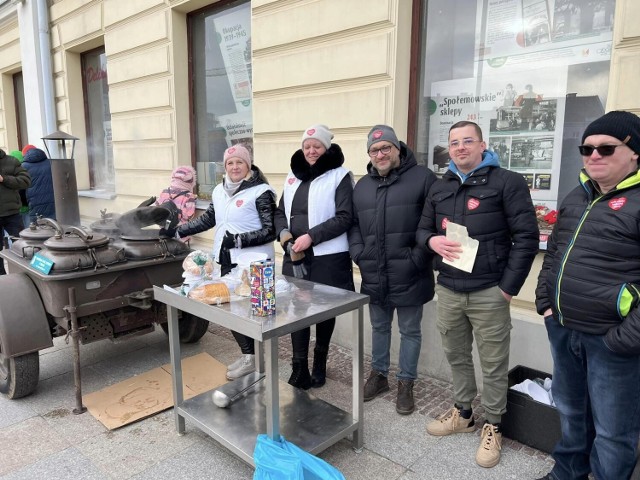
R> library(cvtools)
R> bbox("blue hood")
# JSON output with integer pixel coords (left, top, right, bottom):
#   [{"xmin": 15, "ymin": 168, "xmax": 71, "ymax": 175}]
[{"xmin": 448, "ymin": 149, "xmax": 500, "ymax": 181}]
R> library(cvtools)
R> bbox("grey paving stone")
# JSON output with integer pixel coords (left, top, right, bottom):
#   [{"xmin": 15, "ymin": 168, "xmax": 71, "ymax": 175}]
[
  {"xmin": 0, "ymin": 395, "xmax": 37, "ymax": 429},
  {"xmin": 0, "ymin": 416, "xmax": 70, "ymax": 476},
  {"xmin": 130, "ymin": 436, "xmax": 254, "ymax": 480},
  {"xmin": 1, "ymin": 446, "xmax": 108, "ymax": 480}
]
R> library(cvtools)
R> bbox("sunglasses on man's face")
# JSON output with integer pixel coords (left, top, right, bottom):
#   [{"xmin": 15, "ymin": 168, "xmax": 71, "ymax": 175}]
[{"xmin": 578, "ymin": 144, "xmax": 624, "ymax": 157}]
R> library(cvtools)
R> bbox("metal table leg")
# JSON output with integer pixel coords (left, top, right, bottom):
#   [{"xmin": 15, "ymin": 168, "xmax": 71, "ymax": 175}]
[
  {"xmin": 167, "ymin": 305, "xmax": 185, "ymax": 433},
  {"xmin": 352, "ymin": 305, "xmax": 364, "ymax": 451},
  {"xmin": 264, "ymin": 336, "xmax": 280, "ymax": 440}
]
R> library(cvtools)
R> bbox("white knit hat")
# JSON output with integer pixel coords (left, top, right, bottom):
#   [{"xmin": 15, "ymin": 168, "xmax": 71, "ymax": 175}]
[{"xmin": 301, "ymin": 124, "xmax": 334, "ymax": 150}]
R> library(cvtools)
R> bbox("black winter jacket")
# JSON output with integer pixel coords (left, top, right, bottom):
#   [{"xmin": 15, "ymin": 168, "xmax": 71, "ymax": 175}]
[
  {"xmin": 536, "ymin": 169, "xmax": 640, "ymax": 355},
  {"xmin": 178, "ymin": 165, "xmax": 276, "ymax": 248},
  {"xmin": 274, "ymin": 144, "xmax": 354, "ymax": 291},
  {"xmin": 416, "ymin": 163, "xmax": 538, "ymax": 296},
  {"xmin": 0, "ymin": 149, "xmax": 31, "ymax": 217},
  {"xmin": 349, "ymin": 143, "xmax": 437, "ymax": 306}
]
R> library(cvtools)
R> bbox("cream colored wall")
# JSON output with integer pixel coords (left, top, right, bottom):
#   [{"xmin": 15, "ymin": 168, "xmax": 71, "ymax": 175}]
[
  {"xmin": 46, "ymin": 0, "xmax": 200, "ymax": 225},
  {"xmin": 252, "ymin": 0, "xmax": 414, "ymax": 199},
  {"xmin": 0, "ymin": 14, "xmax": 21, "ymax": 151},
  {"xmin": 607, "ymin": 0, "xmax": 640, "ymax": 113}
]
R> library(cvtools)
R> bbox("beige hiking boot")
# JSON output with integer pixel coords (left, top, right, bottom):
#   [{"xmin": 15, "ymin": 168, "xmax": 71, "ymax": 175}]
[
  {"xmin": 426, "ymin": 405, "xmax": 475, "ymax": 436},
  {"xmin": 476, "ymin": 422, "xmax": 502, "ymax": 468}
]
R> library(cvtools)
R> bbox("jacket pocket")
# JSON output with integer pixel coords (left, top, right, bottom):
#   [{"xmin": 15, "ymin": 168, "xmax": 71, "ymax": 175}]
[
  {"xmin": 618, "ymin": 283, "xmax": 640, "ymax": 318},
  {"xmin": 432, "ymin": 191, "xmax": 454, "ymax": 203}
]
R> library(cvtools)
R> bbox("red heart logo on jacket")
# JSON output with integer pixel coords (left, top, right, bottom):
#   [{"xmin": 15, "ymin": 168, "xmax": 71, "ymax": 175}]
[
  {"xmin": 236, "ymin": 200, "xmax": 243, "ymax": 207},
  {"xmin": 288, "ymin": 177, "xmax": 296, "ymax": 185}
]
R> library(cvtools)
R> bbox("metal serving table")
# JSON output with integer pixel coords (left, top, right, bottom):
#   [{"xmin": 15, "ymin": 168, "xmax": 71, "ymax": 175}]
[{"xmin": 153, "ymin": 277, "xmax": 369, "ymax": 466}]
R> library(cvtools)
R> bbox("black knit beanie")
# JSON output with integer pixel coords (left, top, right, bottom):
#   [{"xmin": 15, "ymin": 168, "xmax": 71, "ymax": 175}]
[{"xmin": 582, "ymin": 110, "xmax": 640, "ymax": 155}]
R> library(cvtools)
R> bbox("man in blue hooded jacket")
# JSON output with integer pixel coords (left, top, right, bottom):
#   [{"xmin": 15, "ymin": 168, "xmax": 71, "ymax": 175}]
[{"xmin": 416, "ymin": 121, "xmax": 538, "ymax": 468}]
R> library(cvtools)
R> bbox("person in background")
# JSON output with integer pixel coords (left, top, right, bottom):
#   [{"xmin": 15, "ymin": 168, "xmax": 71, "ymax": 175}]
[
  {"xmin": 502, "ymin": 83, "xmax": 517, "ymax": 107},
  {"xmin": 154, "ymin": 166, "xmax": 197, "ymax": 243},
  {"xmin": 165, "ymin": 144, "xmax": 277, "ymax": 380},
  {"xmin": 22, "ymin": 144, "xmax": 36, "ymax": 157},
  {"xmin": 0, "ymin": 148, "xmax": 31, "ymax": 275},
  {"xmin": 349, "ymin": 124, "xmax": 437, "ymax": 415},
  {"xmin": 535, "ymin": 111, "xmax": 640, "ymax": 480},
  {"xmin": 274, "ymin": 124, "xmax": 355, "ymax": 390},
  {"xmin": 9, "ymin": 150, "xmax": 30, "ymax": 227},
  {"xmin": 417, "ymin": 120, "xmax": 538, "ymax": 468},
  {"xmin": 22, "ymin": 147, "xmax": 56, "ymax": 223}
]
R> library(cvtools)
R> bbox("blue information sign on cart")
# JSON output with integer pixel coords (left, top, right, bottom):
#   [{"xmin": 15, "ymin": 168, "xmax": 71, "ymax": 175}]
[{"xmin": 30, "ymin": 253, "xmax": 54, "ymax": 275}]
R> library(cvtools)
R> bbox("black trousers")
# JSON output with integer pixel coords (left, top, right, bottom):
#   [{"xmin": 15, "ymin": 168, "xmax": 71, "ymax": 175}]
[
  {"xmin": 290, "ymin": 318, "xmax": 335, "ymax": 361},
  {"xmin": 231, "ymin": 330, "xmax": 255, "ymax": 355}
]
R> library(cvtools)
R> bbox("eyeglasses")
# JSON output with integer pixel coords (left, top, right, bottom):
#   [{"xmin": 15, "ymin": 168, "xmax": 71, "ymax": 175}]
[
  {"xmin": 449, "ymin": 139, "xmax": 482, "ymax": 149},
  {"xmin": 368, "ymin": 145, "xmax": 394, "ymax": 158},
  {"xmin": 578, "ymin": 144, "xmax": 625, "ymax": 157}
]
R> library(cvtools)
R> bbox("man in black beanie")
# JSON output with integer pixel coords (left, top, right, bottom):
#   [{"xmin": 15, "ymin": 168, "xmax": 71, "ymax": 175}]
[{"xmin": 536, "ymin": 110, "xmax": 640, "ymax": 480}]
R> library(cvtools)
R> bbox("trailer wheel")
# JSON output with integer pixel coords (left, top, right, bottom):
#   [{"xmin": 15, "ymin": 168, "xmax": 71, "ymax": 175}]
[
  {"xmin": 160, "ymin": 312, "xmax": 209, "ymax": 343},
  {"xmin": 0, "ymin": 351, "xmax": 39, "ymax": 399}
]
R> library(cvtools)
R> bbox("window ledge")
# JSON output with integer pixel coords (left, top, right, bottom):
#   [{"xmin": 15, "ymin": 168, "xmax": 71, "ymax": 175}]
[{"xmin": 78, "ymin": 189, "xmax": 117, "ymax": 200}]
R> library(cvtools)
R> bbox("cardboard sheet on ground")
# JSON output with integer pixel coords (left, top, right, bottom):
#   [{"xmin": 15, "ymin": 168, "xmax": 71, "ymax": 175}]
[{"xmin": 83, "ymin": 352, "xmax": 227, "ymax": 430}]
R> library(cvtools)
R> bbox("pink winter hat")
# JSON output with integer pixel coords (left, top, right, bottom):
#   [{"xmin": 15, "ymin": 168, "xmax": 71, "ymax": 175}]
[
  {"xmin": 170, "ymin": 165, "xmax": 196, "ymax": 192},
  {"xmin": 223, "ymin": 144, "xmax": 252, "ymax": 170}
]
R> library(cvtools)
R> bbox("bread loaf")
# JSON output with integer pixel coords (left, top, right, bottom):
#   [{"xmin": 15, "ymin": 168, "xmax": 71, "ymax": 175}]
[{"xmin": 188, "ymin": 282, "xmax": 230, "ymax": 304}]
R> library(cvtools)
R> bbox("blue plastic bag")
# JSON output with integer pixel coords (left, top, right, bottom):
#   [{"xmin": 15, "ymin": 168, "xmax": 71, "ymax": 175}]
[{"xmin": 253, "ymin": 434, "xmax": 345, "ymax": 480}]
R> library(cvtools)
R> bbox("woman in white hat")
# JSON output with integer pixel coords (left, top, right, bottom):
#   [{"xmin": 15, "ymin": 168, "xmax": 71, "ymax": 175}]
[{"xmin": 274, "ymin": 125, "xmax": 355, "ymax": 390}]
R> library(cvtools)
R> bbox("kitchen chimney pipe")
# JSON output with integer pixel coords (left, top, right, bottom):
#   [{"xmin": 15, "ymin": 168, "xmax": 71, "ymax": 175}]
[{"xmin": 42, "ymin": 131, "xmax": 81, "ymax": 226}]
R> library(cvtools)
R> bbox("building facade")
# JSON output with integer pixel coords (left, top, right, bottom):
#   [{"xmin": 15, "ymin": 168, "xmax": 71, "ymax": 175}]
[{"xmin": 1, "ymin": 0, "xmax": 638, "ymax": 378}]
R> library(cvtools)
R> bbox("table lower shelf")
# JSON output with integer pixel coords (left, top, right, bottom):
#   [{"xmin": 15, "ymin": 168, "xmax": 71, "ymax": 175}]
[{"xmin": 176, "ymin": 379, "xmax": 358, "ymax": 466}]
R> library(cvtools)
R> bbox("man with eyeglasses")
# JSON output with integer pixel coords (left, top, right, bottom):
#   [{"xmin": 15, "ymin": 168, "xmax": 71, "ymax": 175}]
[
  {"xmin": 416, "ymin": 120, "xmax": 538, "ymax": 468},
  {"xmin": 349, "ymin": 124, "xmax": 437, "ymax": 415},
  {"xmin": 535, "ymin": 110, "xmax": 640, "ymax": 480}
]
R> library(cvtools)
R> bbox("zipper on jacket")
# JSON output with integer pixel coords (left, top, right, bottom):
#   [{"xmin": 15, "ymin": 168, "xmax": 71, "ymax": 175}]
[{"xmin": 554, "ymin": 195, "xmax": 601, "ymax": 325}]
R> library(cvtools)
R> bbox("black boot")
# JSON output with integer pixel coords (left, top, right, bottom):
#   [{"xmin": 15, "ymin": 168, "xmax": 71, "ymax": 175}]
[
  {"xmin": 396, "ymin": 379, "xmax": 415, "ymax": 415},
  {"xmin": 310, "ymin": 347, "xmax": 328, "ymax": 388},
  {"xmin": 288, "ymin": 359, "xmax": 311, "ymax": 390}
]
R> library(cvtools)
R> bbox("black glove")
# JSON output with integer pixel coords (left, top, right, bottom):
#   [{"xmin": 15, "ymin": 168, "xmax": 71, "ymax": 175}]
[
  {"xmin": 287, "ymin": 243, "xmax": 307, "ymax": 279},
  {"xmin": 218, "ymin": 244, "xmax": 237, "ymax": 277},
  {"xmin": 221, "ymin": 261, "xmax": 238, "ymax": 277},
  {"xmin": 222, "ymin": 231, "xmax": 237, "ymax": 250},
  {"xmin": 159, "ymin": 226, "xmax": 177, "ymax": 238}
]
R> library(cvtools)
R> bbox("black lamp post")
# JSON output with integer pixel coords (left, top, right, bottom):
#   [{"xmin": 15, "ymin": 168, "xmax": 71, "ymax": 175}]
[{"xmin": 42, "ymin": 131, "xmax": 81, "ymax": 226}]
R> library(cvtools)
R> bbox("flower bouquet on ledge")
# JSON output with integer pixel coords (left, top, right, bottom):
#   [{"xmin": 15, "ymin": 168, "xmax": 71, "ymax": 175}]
[{"xmin": 535, "ymin": 203, "xmax": 557, "ymax": 249}]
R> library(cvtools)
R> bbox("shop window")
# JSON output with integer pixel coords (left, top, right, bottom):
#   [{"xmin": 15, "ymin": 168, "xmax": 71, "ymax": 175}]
[
  {"xmin": 13, "ymin": 72, "xmax": 27, "ymax": 149},
  {"xmin": 413, "ymin": 0, "xmax": 615, "ymax": 248},
  {"xmin": 188, "ymin": 0, "xmax": 252, "ymax": 201},
  {"xmin": 81, "ymin": 47, "xmax": 114, "ymax": 192}
]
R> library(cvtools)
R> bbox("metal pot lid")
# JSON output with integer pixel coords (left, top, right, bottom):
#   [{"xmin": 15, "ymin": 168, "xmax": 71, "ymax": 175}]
[
  {"xmin": 43, "ymin": 230, "xmax": 110, "ymax": 250},
  {"xmin": 19, "ymin": 222, "xmax": 61, "ymax": 241},
  {"xmin": 90, "ymin": 211, "xmax": 122, "ymax": 233}
]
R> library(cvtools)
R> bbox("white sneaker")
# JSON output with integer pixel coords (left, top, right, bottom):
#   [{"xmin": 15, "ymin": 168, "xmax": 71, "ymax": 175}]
[
  {"xmin": 226, "ymin": 354, "xmax": 255, "ymax": 380},
  {"xmin": 227, "ymin": 355, "xmax": 247, "ymax": 372}
]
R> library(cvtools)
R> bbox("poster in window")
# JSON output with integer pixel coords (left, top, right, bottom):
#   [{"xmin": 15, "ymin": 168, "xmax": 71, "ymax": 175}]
[
  {"xmin": 428, "ymin": 70, "xmax": 565, "ymax": 204},
  {"xmin": 213, "ymin": 9, "xmax": 252, "ymax": 113}
]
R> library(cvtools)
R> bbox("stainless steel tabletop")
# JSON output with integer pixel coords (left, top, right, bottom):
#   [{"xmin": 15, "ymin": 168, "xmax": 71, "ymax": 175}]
[{"xmin": 153, "ymin": 276, "xmax": 369, "ymax": 341}]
